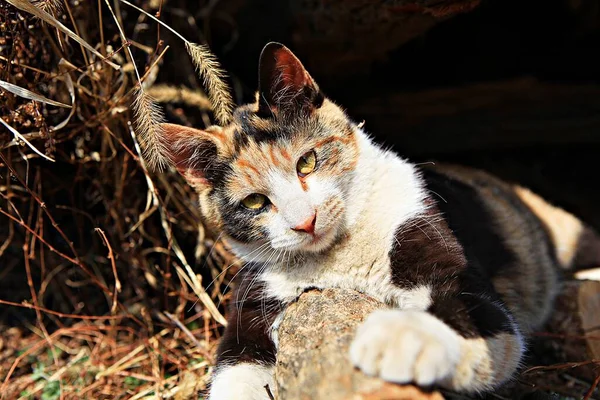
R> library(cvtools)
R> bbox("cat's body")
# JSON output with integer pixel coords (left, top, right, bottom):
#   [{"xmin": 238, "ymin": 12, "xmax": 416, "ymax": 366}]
[{"xmin": 158, "ymin": 43, "xmax": 600, "ymax": 399}]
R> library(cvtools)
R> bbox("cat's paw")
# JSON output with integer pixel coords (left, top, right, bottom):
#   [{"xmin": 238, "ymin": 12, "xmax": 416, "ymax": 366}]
[
  {"xmin": 209, "ymin": 363, "xmax": 274, "ymax": 400},
  {"xmin": 349, "ymin": 309, "xmax": 461, "ymax": 386}
]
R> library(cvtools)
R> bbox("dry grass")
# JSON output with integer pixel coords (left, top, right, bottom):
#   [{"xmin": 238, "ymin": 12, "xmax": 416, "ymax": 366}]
[
  {"xmin": 0, "ymin": 1, "xmax": 598, "ymax": 400},
  {"xmin": 0, "ymin": 1, "xmax": 236, "ymax": 398}
]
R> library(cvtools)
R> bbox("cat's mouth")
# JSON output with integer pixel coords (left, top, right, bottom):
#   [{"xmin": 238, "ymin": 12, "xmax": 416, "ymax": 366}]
[
  {"xmin": 295, "ymin": 224, "xmax": 340, "ymax": 252},
  {"xmin": 268, "ymin": 203, "xmax": 346, "ymax": 254},
  {"xmin": 311, "ymin": 226, "xmax": 335, "ymax": 242}
]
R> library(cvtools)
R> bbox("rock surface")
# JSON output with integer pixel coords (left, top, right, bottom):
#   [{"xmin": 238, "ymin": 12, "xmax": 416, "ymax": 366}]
[
  {"xmin": 274, "ymin": 289, "xmax": 444, "ymax": 400},
  {"xmin": 273, "ymin": 281, "xmax": 600, "ymax": 399}
]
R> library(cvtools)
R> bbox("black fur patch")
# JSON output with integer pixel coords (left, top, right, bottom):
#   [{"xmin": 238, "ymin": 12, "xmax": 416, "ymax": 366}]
[
  {"xmin": 232, "ymin": 129, "xmax": 250, "ymax": 153},
  {"xmin": 421, "ymin": 167, "xmax": 562, "ymax": 320},
  {"xmin": 429, "ymin": 293, "xmax": 515, "ymax": 338},
  {"xmin": 389, "ymin": 168, "xmax": 523, "ymax": 339},
  {"xmin": 235, "ymin": 114, "xmax": 285, "ymax": 146},
  {"xmin": 246, "ymin": 124, "xmax": 282, "ymax": 145},
  {"xmin": 216, "ymin": 276, "xmax": 282, "ymax": 365},
  {"xmin": 216, "ymin": 193, "xmax": 268, "ymax": 244},
  {"xmin": 389, "ymin": 205, "xmax": 466, "ymax": 294},
  {"xmin": 203, "ymin": 158, "xmax": 230, "ymax": 187},
  {"xmin": 420, "ymin": 168, "xmax": 517, "ymax": 285}
]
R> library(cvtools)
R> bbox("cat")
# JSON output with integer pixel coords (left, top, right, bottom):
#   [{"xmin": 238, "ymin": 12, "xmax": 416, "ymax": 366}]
[{"xmin": 158, "ymin": 42, "xmax": 600, "ymax": 399}]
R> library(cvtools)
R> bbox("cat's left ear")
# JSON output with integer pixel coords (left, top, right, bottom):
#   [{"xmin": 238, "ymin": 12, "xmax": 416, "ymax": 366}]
[
  {"xmin": 158, "ymin": 123, "xmax": 225, "ymax": 189},
  {"xmin": 257, "ymin": 42, "xmax": 324, "ymax": 116}
]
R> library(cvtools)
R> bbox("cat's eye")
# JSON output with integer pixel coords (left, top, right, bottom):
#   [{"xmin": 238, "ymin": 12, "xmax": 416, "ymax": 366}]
[
  {"xmin": 241, "ymin": 193, "xmax": 268, "ymax": 210},
  {"xmin": 297, "ymin": 150, "xmax": 316, "ymax": 177}
]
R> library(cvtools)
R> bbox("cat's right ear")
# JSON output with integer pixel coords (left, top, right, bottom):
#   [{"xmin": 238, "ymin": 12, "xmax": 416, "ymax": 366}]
[
  {"xmin": 159, "ymin": 123, "xmax": 222, "ymax": 189},
  {"xmin": 257, "ymin": 42, "xmax": 324, "ymax": 116}
]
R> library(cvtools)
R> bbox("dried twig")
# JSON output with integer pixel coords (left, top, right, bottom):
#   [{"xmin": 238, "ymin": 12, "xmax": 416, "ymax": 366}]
[
  {"xmin": 131, "ymin": 88, "xmax": 168, "ymax": 171},
  {"xmin": 5, "ymin": 0, "xmax": 119, "ymax": 69},
  {"xmin": 95, "ymin": 228, "xmax": 121, "ymax": 313},
  {"xmin": 128, "ymin": 121, "xmax": 227, "ymax": 326},
  {"xmin": 0, "ymin": 79, "xmax": 71, "ymax": 108},
  {"xmin": 0, "ymin": 118, "xmax": 55, "ymax": 162},
  {"xmin": 119, "ymin": 0, "xmax": 234, "ymax": 125}
]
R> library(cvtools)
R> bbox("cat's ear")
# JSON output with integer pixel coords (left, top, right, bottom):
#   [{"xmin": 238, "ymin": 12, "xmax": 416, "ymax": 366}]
[
  {"xmin": 159, "ymin": 123, "xmax": 223, "ymax": 189},
  {"xmin": 257, "ymin": 42, "xmax": 324, "ymax": 116}
]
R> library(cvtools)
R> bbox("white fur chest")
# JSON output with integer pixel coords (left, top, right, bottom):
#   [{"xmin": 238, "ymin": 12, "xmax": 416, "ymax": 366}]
[
  {"xmin": 259, "ymin": 233, "xmax": 432, "ymax": 311},
  {"xmin": 259, "ymin": 139, "xmax": 432, "ymax": 311}
]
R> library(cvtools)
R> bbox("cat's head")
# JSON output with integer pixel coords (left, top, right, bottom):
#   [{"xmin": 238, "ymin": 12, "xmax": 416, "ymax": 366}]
[{"xmin": 160, "ymin": 43, "xmax": 362, "ymax": 261}]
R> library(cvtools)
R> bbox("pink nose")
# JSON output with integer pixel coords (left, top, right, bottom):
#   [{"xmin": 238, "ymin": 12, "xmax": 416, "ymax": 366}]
[{"xmin": 292, "ymin": 213, "xmax": 316, "ymax": 235}]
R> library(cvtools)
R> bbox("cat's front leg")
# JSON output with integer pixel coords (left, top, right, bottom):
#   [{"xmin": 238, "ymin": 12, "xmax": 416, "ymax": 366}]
[
  {"xmin": 210, "ymin": 363, "xmax": 275, "ymax": 400},
  {"xmin": 209, "ymin": 279, "xmax": 282, "ymax": 400},
  {"xmin": 350, "ymin": 293, "xmax": 525, "ymax": 393}
]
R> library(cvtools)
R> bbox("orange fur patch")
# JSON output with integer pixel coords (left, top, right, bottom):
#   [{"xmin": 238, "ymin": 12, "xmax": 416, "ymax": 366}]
[
  {"xmin": 280, "ymin": 148, "xmax": 291, "ymax": 161},
  {"xmin": 268, "ymin": 146, "xmax": 280, "ymax": 167},
  {"xmin": 514, "ymin": 185, "xmax": 583, "ymax": 267},
  {"xmin": 236, "ymin": 159, "xmax": 261, "ymax": 177},
  {"xmin": 313, "ymin": 135, "xmax": 353, "ymax": 150},
  {"xmin": 299, "ymin": 178, "xmax": 309, "ymax": 191}
]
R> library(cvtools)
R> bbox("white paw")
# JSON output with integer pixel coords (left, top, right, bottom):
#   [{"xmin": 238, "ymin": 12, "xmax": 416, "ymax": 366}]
[
  {"xmin": 209, "ymin": 363, "xmax": 274, "ymax": 400},
  {"xmin": 350, "ymin": 309, "xmax": 461, "ymax": 386}
]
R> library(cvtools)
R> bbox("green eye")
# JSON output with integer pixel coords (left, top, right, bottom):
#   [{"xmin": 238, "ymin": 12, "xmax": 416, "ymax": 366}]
[
  {"xmin": 297, "ymin": 150, "xmax": 316, "ymax": 177},
  {"xmin": 242, "ymin": 193, "xmax": 268, "ymax": 210}
]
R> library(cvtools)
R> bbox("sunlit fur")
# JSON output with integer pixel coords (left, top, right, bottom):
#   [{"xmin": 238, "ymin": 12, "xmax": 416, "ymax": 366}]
[{"xmin": 160, "ymin": 43, "xmax": 600, "ymax": 400}]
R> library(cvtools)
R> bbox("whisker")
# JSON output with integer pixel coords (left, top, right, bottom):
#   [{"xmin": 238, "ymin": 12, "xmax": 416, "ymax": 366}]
[
  {"xmin": 217, "ymin": 243, "xmax": 272, "ymax": 309},
  {"xmin": 236, "ymin": 248, "xmax": 282, "ymax": 340},
  {"xmin": 207, "ymin": 241, "xmax": 270, "ymax": 292},
  {"xmin": 418, "ymin": 215, "xmax": 450, "ymax": 252}
]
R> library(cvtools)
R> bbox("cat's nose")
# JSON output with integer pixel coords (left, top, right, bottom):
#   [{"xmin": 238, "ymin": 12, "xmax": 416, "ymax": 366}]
[{"xmin": 292, "ymin": 213, "xmax": 317, "ymax": 235}]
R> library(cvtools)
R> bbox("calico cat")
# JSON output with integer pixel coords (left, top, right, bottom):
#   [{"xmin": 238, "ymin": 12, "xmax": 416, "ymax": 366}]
[{"xmin": 158, "ymin": 42, "xmax": 600, "ymax": 399}]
